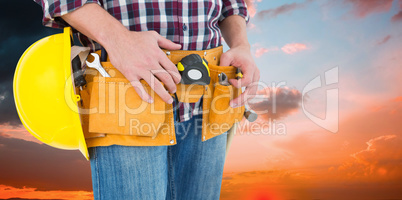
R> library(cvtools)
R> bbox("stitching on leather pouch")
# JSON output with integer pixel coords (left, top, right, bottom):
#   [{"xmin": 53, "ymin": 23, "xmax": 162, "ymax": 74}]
[
  {"xmin": 165, "ymin": 103, "xmax": 173, "ymax": 142},
  {"xmin": 214, "ymin": 84, "xmax": 232, "ymax": 91}
]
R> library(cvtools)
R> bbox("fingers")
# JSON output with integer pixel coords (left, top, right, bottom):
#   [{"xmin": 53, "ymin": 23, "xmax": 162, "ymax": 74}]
[
  {"xmin": 229, "ymin": 68, "xmax": 253, "ymax": 88},
  {"xmin": 154, "ymin": 32, "xmax": 181, "ymax": 50},
  {"xmin": 229, "ymin": 66, "xmax": 260, "ymax": 108},
  {"xmin": 152, "ymin": 68, "xmax": 177, "ymax": 94},
  {"xmin": 229, "ymin": 82, "xmax": 258, "ymax": 108},
  {"xmin": 158, "ymin": 51, "xmax": 181, "ymax": 84},
  {"xmin": 219, "ymin": 52, "xmax": 232, "ymax": 66},
  {"xmin": 129, "ymin": 79, "xmax": 153, "ymax": 103},
  {"xmin": 141, "ymin": 72, "xmax": 174, "ymax": 104}
]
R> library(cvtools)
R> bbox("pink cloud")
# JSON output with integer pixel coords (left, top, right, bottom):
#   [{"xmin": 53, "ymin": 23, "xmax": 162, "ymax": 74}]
[
  {"xmin": 391, "ymin": 0, "xmax": 402, "ymax": 22},
  {"xmin": 344, "ymin": 0, "xmax": 393, "ymax": 18},
  {"xmin": 245, "ymin": 0, "xmax": 257, "ymax": 18},
  {"xmin": 247, "ymin": 23, "xmax": 256, "ymax": 30},
  {"xmin": 0, "ymin": 123, "xmax": 41, "ymax": 144},
  {"xmin": 257, "ymin": 0, "xmax": 313, "ymax": 20},
  {"xmin": 392, "ymin": 11, "xmax": 402, "ymax": 22},
  {"xmin": 254, "ymin": 48, "xmax": 269, "ymax": 58},
  {"xmin": 377, "ymin": 35, "xmax": 392, "ymax": 45},
  {"xmin": 281, "ymin": 43, "xmax": 308, "ymax": 54},
  {"xmin": 252, "ymin": 44, "xmax": 279, "ymax": 57}
]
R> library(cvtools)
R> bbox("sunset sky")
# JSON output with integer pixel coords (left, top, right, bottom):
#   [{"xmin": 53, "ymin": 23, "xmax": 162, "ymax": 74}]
[{"xmin": 1, "ymin": 0, "xmax": 402, "ymax": 199}]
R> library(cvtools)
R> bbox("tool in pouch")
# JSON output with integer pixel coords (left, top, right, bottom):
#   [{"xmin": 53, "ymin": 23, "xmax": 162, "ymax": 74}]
[
  {"xmin": 86, "ymin": 53, "xmax": 111, "ymax": 78},
  {"xmin": 173, "ymin": 54, "xmax": 210, "ymax": 121},
  {"xmin": 218, "ymin": 69, "xmax": 258, "ymax": 122},
  {"xmin": 177, "ymin": 54, "xmax": 210, "ymax": 85}
]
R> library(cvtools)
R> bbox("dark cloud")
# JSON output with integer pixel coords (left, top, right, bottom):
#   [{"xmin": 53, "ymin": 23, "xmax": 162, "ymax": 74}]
[
  {"xmin": 256, "ymin": 0, "xmax": 313, "ymax": 20},
  {"xmin": 0, "ymin": 82, "xmax": 20, "ymax": 125},
  {"xmin": 0, "ymin": 0, "xmax": 60, "ymax": 39},
  {"xmin": 248, "ymin": 87, "xmax": 302, "ymax": 121},
  {"xmin": 0, "ymin": 0, "xmax": 61, "ymax": 125},
  {"xmin": 0, "ymin": 134, "xmax": 92, "ymax": 191}
]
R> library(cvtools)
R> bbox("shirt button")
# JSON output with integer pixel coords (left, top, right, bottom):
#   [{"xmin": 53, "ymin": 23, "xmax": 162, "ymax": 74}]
[{"xmin": 183, "ymin": 24, "xmax": 187, "ymax": 31}]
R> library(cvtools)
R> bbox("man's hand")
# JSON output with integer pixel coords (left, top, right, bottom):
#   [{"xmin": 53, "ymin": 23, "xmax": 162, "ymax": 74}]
[
  {"xmin": 219, "ymin": 15, "xmax": 260, "ymax": 108},
  {"xmin": 106, "ymin": 30, "xmax": 181, "ymax": 104},
  {"xmin": 220, "ymin": 45, "xmax": 260, "ymax": 108},
  {"xmin": 62, "ymin": 3, "xmax": 181, "ymax": 104}
]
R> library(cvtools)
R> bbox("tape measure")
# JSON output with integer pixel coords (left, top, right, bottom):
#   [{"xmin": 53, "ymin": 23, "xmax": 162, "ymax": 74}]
[{"xmin": 177, "ymin": 54, "xmax": 210, "ymax": 85}]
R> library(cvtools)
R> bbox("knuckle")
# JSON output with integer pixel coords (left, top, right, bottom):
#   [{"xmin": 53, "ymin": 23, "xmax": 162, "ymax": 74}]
[
  {"xmin": 221, "ymin": 53, "xmax": 231, "ymax": 60},
  {"xmin": 149, "ymin": 30, "xmax": 158, "ymax": 36},
  {"xmin": 159, "ymin": 92, "xmax": 171, "ymax": 101},
  {"xmin": 242, "ymin": 78, "xmax": 251, "ymax": 86},
  {"xmin": 171, "ymin": 72, "xmax": 181, "ymax": 80},
  {"xmin": 133, "ymin": 85, "xmax": 146, "ymax": 97},
  {"xmin": 159, "ymin": 73, "xmax": 171, "ymax": 82},
  {"xmin": 143, "ymin": 57, "xmax": 155, "ymax": 67}
]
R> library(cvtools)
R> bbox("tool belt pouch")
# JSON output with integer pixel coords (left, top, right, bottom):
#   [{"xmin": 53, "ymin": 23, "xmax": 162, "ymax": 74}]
[
  {"xmin": 203, "ymin": 64, "xmax": 245, "ymax": 137},
  {"xmin": 81, "ymin": 63, "xmax": 167, "ymax": 138},
  {"xmin": 79, "ymin": 61, "xmax": 244, "ymax": 139}
]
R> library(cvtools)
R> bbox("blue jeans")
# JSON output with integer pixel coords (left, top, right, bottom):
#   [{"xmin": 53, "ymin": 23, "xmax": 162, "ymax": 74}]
[{"xmin": 88, "ymin": 114, "xmax": 227, "ymax": 200}]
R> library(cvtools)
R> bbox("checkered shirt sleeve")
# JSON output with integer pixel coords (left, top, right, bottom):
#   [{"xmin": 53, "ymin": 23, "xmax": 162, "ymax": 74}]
[
  {"xmin": 33, "ymin": 0, "xmax": 101, "ymax": 28},
  {"xmin": 220, "ymin": 0, "xmax": 250, "ymax": 23}
]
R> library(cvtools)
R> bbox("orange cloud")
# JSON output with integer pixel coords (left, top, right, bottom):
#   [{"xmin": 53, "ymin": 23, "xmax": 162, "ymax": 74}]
[
  {"xmin": 0, "ymin": 185, "xmax": 93, "ymax": 200},
  {"xmin": 344, "ymin": 0, "xmax": 393, "ymax": 18},
  {"xmin": 221, "ymin": 170, "xmax": 301, "ymax": 200},
  {"xmin": 0, "ymin": 123, "xmax": 41, "ymax": 144},
  {"xmin": 223, "ymin": 133, "xmax": 402, "ymax": 199},
  {"xmin": 0, "ymin": 135, "xmax": 92, "ymax": 191},
  {"xmin": 392, "ymin": 96, "xmax": 402, "ymax": 102},
  {"xmin": 281, "ymin": 43, "xmax": 308, "ymax": 54},
  {"xmin": 337, "ymin": 135, "xmax": 402, "ymax": 181},
  {"xmin": 221, "ymin": 167, "xmax": 402, "ymax": 200}
]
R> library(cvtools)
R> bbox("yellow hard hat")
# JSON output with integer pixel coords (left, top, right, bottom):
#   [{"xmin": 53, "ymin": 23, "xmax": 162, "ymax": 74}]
[{"xmin": 13, "ymin": 27, "xmax": 89, "ymax": 160}]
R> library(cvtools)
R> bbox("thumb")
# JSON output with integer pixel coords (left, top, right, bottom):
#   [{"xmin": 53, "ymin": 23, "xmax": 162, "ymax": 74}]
[
  {"xmin": 157, "ymin": 36, "xmax": 181, "ymax": 50},
  {"xmin": 219, "ymin": 52, "xmax": 232, "ymax": 66}
]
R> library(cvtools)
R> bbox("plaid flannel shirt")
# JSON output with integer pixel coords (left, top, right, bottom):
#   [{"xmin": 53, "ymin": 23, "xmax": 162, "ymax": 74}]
[{"xmin": 34, "ymin": 0, "xmax": 249, "ymax": 122}]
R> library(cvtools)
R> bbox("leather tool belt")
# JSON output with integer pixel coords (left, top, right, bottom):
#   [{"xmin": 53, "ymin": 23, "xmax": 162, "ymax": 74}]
[{"xmin": 78, "ymin": 46, "xmax": 245, "ymax": 148}]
